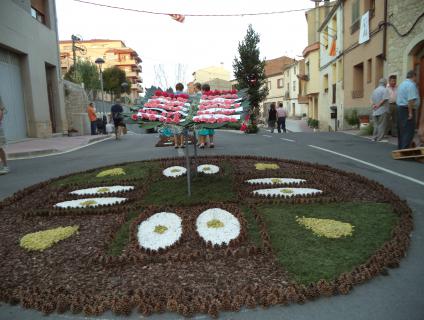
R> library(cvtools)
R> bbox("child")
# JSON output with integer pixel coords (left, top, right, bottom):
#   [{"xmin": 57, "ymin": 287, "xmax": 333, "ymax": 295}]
[{"xmin": 198, "ymin": 84, "xmax": 215, "ymax": 148}]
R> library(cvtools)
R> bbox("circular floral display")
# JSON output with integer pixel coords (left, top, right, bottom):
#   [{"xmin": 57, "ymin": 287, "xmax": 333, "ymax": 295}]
[
  {"xmin": 162, "ymin": 166, "xmax": 187, "ymax": 178},
  {"xmin": 54, "ymin": 197, "xmax": 127, "ymax": 208},
  {"xmin": 196, "ymin": 208, "xmax": 241, "ymax": 246},
  {"xmin": 197, "ymin": 164, "xmax": 220, "ymax": 174},
  {"xmin": 70, "ymin": 186, "xmax": 134, "ymax": 196},
  {"xmin": 137, "ymin": 212, "xmax": 182, "ymax": 251},
  {"xmin": 246, "ymin": 178, "xmax": 306, "ymax": 185},
  {"xmin": 252, "ymin": 187, "xmax": 322, "ymax": 197}
]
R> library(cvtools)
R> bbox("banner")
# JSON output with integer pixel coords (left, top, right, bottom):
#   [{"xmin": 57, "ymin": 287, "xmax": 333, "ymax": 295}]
[{"xmin": 359, "ymin": 11, "xmax": 370, "ymax": 44}]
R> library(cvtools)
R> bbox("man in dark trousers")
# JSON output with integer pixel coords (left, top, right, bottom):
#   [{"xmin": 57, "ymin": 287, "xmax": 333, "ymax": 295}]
[
  {"xmin": 276, "ymin": 102, "xmax": 287, "ymax": 133},
  {"xmin": 111, "ymin": 98, "xmax": 125, "ymax": 138}
]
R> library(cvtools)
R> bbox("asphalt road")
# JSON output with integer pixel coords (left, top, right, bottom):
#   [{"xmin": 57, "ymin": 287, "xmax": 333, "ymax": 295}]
[{"xmin": 1, "ymin": 130, "xmax": 423, "ymax": 320}]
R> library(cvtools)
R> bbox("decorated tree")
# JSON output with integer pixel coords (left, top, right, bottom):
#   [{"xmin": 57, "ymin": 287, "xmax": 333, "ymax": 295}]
[{"xmin": 233, "ymin": 24, "xmax": 268, "ymax": 129}]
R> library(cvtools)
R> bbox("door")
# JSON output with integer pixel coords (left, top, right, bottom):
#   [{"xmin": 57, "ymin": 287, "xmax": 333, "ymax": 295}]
[{"xmin": 0, "ymin": 48, "xmax": 27, "ymax": 141}]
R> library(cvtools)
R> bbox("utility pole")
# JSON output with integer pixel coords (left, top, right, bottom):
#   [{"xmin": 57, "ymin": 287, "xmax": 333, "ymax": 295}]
[{"xmin": 71, "ymin": 35, "xmax": 86, "ymax": 80}]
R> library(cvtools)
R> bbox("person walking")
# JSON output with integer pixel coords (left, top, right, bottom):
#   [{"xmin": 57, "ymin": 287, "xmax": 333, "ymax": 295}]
[
  {"xmin": 371, "ymin": 78, "xmax": 390, "ymax": 142},
  {"xmin": 0, "ymin": 95, "xmax": 9, "ymax": 175},
  {"xmin": 268, "ymin": 103, "xmax": 277, "ymax": 133},
  {"xmin": 387, "ymin": 75, "xmax": 398, "ymax": 137},
  {"xmin": 276, "ymin": 102, "xmax": 287, "ymax": 133},
  {"xmin": 111, "ymin": 98, "xmax": 126, "ymax": 139},
  {"xmin": 396, "ymin": 70, "xmax": 420, "ymax": 149},
  {"xmin": 87, "ymin": 102, "xmax": 97, "ymax": 135}
]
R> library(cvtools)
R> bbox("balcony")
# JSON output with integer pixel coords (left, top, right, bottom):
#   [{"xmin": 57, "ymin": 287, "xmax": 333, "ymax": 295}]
[
  {"xmin": 284, "ymin": 92, "xmax": 290, "ymax": 100},
  {"xmin": 115, "ymin": 59, "xmax": 138, "ymax": 66},
  {"xmin": 298, "ymin": 95, "xmax": 309, "ymax": 104},
  {"xmin": 352, "ymin": 90, "xmax": 364, "ymax": 99},
  {"xmin": 127, "ymin": 71, "xmax": 138, "ymax": 78},
  {"xmin": 131, "ymin": 83, "xmax": 143, "ymax": 92}
]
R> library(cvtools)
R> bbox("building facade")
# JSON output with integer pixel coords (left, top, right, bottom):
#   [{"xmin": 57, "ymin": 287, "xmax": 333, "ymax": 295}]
[
  {"xmin": 0, "ymin": 0, "xmax": 66, "ymax": 140},
  {"xmin": 192, "ymin": 65, "xmax": 231, "ymax": 84},
  {"xmin": 303, "ymin": 2, "xmax": 334, "ymax": 123},
  {"xmin": 282, "ymin": 60, "xmax": 309, "ymax": 118},
  {"xmin": 260, "ymin": 56, "xmax": 294, "ymax": 122},
  {"xmin": 386, "ymin": 0, "xmax": 424, "ymax": 134},
  {"xmin": 318, "ymin": 0, "xmax": 344, "ymax": 131},
  {"xmin": 59, "ymin": 39, "xmax": 143, "ymax": 102},
  {"xmin": 342, "ymin": 0, "xmax": 385, "ymax": 124}
]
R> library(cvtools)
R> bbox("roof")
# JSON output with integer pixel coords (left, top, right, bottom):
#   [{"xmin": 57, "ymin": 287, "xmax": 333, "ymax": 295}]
[
  {"xmin": 264, "ymin": 56, "xmax": 295, "ymax": 77},
  {"xmin": 302, "ymin": 42, "xmax": 320, "ymax": 57}
]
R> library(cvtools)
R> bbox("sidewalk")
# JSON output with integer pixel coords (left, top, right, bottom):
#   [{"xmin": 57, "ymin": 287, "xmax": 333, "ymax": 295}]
[
  {"xmin": 4, "ymin": 134, "xmax": 111, "ymax": 160},
  {"xmin": 285, "ymin": 118, "xmax": 315, "ymax": 133}
]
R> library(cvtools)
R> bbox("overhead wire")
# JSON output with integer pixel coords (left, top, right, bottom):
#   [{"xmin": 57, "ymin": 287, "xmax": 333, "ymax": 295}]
[{"xmin": 73, "ymin": 0, "xmax": 314, "ymax": 17}]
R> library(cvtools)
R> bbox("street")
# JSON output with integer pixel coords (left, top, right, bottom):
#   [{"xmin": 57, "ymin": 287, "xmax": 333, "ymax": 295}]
[{"xmin": 0, "ymin": 130, "xmax": 423, "ymax": 320}]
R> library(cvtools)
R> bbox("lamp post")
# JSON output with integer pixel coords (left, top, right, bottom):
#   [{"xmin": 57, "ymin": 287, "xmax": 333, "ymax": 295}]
[
  {"xmin": 95, "ymin": 57, "xmax": 105, "ymax": 114},
  {"xmin": 121, "ymin": 82, "xmax": 128, "ymax": 105}
]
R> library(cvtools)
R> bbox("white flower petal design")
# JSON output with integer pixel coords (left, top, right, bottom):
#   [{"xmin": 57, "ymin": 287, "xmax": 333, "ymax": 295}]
[
  {"xmin": 246, "ymin": 178, "xmax": 306, "ymax": 185},
  {"xmin": 252, "ymin": 188, "xmax": 322, "ymax": 197},
  {"xmin": 197, "ymin": 164, "xmax": 220, "ymax": 174},
  {"xmin": 196, "ymin": 208, "xmax": 241, "ymax": 246},
  {"xmin": 70, "ymin": 186, "xmax": 134, "ymax": 195},
  {"xmin": 54, "ymin": 197, "xmax": 127, "ymax": 208},
  {"xmin": 137, "ymin": 212, "xmax": 182, "ymax": 251},
  {"xmin": 163, "ymin": 166, "xmax": 187, "ymax": 178}
]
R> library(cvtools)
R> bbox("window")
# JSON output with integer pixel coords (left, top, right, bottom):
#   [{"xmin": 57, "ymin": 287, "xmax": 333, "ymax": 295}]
[
  {"xmin": 292, "ymin": 81, "xmax": 296, "ymax": 92},
  {"xmin": 337, "ymin": 59, "xmax": 343, "ymax": 82},
  {"xmin": 267, "ymin": 81, "xmax": 272, "ymax": 90},
  {"xmin": 351, "ymin": 0, "xmax": 360, "ymax": 33},
  {"xmin": 277, "ymin": 78, "xmax": 284, "ymax": 88},
  {"xmin": 332, "ymin": 84, "xmax": 337, "ymax": 104},
  {"xmin": 322, "ymin": 28, "xmax": 329, "ymax": 49},
  {"xmin": 332, "ymin": 63, "xmax": 337, "ymax": 84},
  {"xmin": 305, "ymin": 62, "xmax": 310, "ymax": 76},
  {"xmin": 365, "ymin": 0, "xmax": 375, "ymax": 18},
  {"xmin": 367, "ymin": 59, "xmax": 372, "ymax": 83},
  {"xmin": 375, "ymin": 55, "xmax": 384, "ymax": 86},
  {"xmin": 31, "ymin": 0, "xmax": 47, "ymax": 25},
  {"xmin": 353, "ymin": 62, "xmax": 364, "ymax": 98},
  {"xmin": 323, "ymin": 74, "xmax": 329, "ymax": 93}
]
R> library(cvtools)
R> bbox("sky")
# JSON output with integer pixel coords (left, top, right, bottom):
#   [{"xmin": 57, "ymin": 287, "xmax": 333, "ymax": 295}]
[{"xmin": 56, "ymin": 0, "xmax": 315, "ymax": 90}]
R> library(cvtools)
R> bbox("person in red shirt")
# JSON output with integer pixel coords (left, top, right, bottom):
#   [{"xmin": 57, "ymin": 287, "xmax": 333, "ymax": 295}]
[{"xmin": 87, "ymin": 102, "xmax": 97, "ymax": 135}]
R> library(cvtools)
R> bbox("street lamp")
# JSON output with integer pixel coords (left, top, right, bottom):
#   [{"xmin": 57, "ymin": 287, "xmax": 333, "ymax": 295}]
[
  {"xmin": 95, "ymin": 57, "xmax": 105, "ymax": 114},
  {"xmin": 121, "ymin": 82, "xmax": 129, "ymax": 104}
]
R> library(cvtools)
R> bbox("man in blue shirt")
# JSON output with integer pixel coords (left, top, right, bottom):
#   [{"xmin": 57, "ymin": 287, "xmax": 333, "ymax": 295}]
[{"xmin": 396, "ymin": 70, "xmax": 420, "ymax": 149}]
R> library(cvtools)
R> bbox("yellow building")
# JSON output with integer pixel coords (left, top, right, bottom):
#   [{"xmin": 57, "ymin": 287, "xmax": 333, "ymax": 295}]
[
  {"xmin": 192, "ymin": 65, "xmax": 231, "ymax": 84},
  {"xmin": 59, "ymin": 39, "xmax": 143, "ymax": 102},
  {"xmin": 303, "ymin": 1, "xmax": 335, "ymax": 124}
]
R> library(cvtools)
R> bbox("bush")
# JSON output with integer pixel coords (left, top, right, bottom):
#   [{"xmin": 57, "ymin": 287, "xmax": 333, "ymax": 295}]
[
  {"xmin": 307, "ymin": 118, "xmax": 319, "ymax": 129},
  {"xmin": 345, "ymin": 109, "xmax": 360, "ymax": 128},
  {"xmin": 246, "ymin": 123, "xmax": 259, "ymax": 133}
]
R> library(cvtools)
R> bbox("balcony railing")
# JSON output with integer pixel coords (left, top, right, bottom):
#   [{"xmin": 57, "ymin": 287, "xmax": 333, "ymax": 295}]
[
  {"xmin": 352, "ymin": 89, "xmax": 364, "ymax": 99},
  {"xmin": 116, "ymin": 59, "xmax": 138, "ymax": 65}
]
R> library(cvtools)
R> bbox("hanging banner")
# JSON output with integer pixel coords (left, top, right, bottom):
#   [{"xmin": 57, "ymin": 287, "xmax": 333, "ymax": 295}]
[{"xmin": 359, "ymin": 11, "xmax": 370, "ymax": 44}]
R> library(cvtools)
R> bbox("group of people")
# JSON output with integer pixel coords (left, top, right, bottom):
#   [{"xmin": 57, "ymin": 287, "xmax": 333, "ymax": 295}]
[
  {"xmin": 171, "ymin": 82, "xmax": 215, "ymax": 149},
  {"xmin": 371, "ymin": 70, "xmax": 421, "ymax": 150},
  {"xmin": 268, "ymin": 102, "xmax": 287, "ymax": 133},
  {"xmin": 87, "ymin": 99, "xmax": 127, "ymax": 138}
]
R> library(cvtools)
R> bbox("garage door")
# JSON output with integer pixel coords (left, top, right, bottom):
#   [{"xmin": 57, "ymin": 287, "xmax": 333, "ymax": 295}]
[{"xmin": 0, "ymin": 47, "xmax": 27, "ymax": 141}]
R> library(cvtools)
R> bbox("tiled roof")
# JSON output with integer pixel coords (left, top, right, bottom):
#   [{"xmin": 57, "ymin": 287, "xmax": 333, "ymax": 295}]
[{"xmin": 264, "ymin": 56, "xmax": 295, "ymax": 77}]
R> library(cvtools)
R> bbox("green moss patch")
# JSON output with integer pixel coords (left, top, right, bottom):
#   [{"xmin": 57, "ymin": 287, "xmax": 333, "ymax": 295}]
[{"xmin": 260, "ymin": 202, "xmax": 398, "ymax": 284}]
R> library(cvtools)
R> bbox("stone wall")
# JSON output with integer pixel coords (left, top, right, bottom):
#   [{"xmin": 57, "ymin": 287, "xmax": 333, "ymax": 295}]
[
  {"xmin": 63, "ymin": 80, "xmax": 90, "ymax": 135},
  {"xmin": 386, "ymin": 0, "xmax": 424, "ymax": 78}
]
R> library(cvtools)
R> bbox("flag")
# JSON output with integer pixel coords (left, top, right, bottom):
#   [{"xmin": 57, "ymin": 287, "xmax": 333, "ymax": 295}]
[
  {"xmin": 169, "ymin": 14, "xmax": 185, "ymax": 23},
  {"xmin": 329, "ymin": 38, "xmax": 336, "ymax": 56}
]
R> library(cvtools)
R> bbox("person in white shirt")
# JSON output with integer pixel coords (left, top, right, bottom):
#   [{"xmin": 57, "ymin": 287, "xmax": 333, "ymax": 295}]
[
  {"xmin": 371, "ymin": 78, "xmax": 390, "ymax": 141},
  {"xmin": 276, "ymin": 103, "xmax": 287, "ymax": 133}
]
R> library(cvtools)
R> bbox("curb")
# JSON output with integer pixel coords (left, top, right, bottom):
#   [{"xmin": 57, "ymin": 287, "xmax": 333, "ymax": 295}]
[{"xmin": 7, "ymin": 135, "xmax": 112, "ymax": 160}]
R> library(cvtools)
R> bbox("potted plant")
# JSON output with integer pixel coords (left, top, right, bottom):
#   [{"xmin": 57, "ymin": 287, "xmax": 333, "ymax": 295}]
[{"xmin": 344, "ymin": 109, "xmax": 360, "ymax": 129}]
